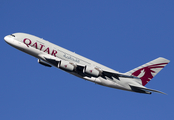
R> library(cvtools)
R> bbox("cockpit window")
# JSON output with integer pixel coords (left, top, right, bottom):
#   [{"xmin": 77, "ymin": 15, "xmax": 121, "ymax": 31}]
[{"xmin": 10, "ymin": 34, "xmax": 15, "ymax": 37}]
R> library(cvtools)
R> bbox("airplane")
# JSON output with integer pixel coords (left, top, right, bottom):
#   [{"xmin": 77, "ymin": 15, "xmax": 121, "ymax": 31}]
[{"xmin": 4, "ymin": 33, "xmax": 170, "ymax": 94}]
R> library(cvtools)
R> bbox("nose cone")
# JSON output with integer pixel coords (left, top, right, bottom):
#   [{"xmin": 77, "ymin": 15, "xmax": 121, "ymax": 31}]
[
  {"xmin": 4, "ymin": 35, "xmax": 10, "ymax": 43},
  {"xmin": 4, "ymin": 35, "xmax": 14, "ymax": 45}
]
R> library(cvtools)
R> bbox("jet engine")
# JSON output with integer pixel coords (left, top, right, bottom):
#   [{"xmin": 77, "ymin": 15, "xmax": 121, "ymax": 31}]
[
  {"xmin": 83, "ymin": 66, "xmax": 100, "ymax": 77},
  {"xmin": 38, "ymin": 59, "xmax": 52, "ymax": 67},
  {"xmin": 58, "ymin": 60, "xmax": 75, "ymax": 71}
]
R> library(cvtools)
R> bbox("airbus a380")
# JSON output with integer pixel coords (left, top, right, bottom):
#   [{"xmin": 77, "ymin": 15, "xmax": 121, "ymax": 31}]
[{"xmin": 4, "ymin": 33, "xmax": 170, "ymax": 94}]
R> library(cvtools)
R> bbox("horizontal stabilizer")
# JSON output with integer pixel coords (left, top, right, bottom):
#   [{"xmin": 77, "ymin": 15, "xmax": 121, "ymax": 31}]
[{"xmin": 129, "ymin": 84, "xmax": 166, "ymax": 95}]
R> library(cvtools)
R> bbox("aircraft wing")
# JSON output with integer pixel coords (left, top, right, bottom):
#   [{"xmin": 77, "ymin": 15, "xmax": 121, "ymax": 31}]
[
  {"xmin": 39, "ymin": 54, "xmax": 138, "ymax": 79},
  {"xmin": 38, "ymin": 54, "xmax": 60, "ymax": 66},
  {"xmin": 102, "ymin": 70, "xmax": 139, "ymax": 80},
  {"xmin": 129, "ymin": 84, "xmax": 166, "ymax": 95}
]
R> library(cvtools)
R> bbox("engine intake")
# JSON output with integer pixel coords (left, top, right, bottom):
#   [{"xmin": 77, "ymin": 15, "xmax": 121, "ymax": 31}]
[
  {"xmin": 83, "ymin": 66, "xmax": 100, "ymax": 77},
  {"xmin": 38, "ymin": 59, "xmax": 52, "ymax": 67},
  {"xmin": 58, "ymin": 60, "xmax": 75, "ymax": 71}
]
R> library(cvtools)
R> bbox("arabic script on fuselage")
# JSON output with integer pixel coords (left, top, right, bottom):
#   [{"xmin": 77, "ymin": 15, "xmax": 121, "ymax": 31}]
[{"xmin": 63, "ymin": 54, "xmax": 80, "ymax": 63}]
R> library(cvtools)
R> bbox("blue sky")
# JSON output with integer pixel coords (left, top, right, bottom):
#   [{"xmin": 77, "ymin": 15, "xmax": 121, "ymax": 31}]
[{"xmin": 1, "ymin": 0, "xmax": 174, "ymax": 120}]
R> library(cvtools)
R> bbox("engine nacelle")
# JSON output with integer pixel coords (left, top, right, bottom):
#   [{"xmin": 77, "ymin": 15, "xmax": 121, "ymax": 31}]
[
  {"xmin": 58, "ymin": 60, "xmax": 75, "ymax": 71},
  {"xmin": 83, "ymin": 66, "xmax": 100, "ymax": 77},
  {"xmin": 38, "ymin": 59, "xmax": 52, "ymax": 67}
]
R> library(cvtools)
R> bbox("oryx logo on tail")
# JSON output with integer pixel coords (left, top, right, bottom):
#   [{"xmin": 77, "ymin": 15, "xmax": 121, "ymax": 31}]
[{"xmin": 132, "ymin": 63, "xmax": 168, "ymax": 86}]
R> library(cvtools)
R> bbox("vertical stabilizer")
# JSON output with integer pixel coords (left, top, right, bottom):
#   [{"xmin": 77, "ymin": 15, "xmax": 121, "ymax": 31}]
[{"xmin": 126, "ymin": 57, "xmax": 170, "ymax": 86}]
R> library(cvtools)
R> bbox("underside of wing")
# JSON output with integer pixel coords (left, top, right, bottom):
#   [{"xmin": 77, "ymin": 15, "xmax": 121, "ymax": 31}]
[
  {"xmin": 39, "ymin": 53, "xmax": 138, "ymax": 79},
  {"xmin": 102, "ymin": 70, "xmax": 139, "ymax": 80},
  {"xmin": 38, "ymin": 54, "xmax": 60, "ymax": 66}
]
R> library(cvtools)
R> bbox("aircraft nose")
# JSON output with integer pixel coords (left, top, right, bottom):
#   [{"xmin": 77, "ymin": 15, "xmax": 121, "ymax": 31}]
[
  {"xmin": 4, "ymin": 35, "xmax": 9, "ymax": 43},
  {"xmin": 4, "ymin": 35, "xmax": 14, "ymax": 44}
]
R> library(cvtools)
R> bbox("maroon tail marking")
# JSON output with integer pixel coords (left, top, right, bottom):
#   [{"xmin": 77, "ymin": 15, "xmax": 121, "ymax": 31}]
[{"xmin": 132, "ymin": 63, "xmax": 168, "ymax": 86}]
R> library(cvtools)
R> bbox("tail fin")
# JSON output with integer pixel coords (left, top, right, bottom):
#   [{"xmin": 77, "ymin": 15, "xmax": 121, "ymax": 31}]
[{"xmin": 125, "ymin": 57, "xmax": 170, "ymax": 86}]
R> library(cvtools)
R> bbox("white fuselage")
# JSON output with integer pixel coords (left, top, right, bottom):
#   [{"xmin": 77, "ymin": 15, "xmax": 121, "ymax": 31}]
[{"xmin": 4, "ymin": 33, "xmax": 145, "ymax": 93}]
